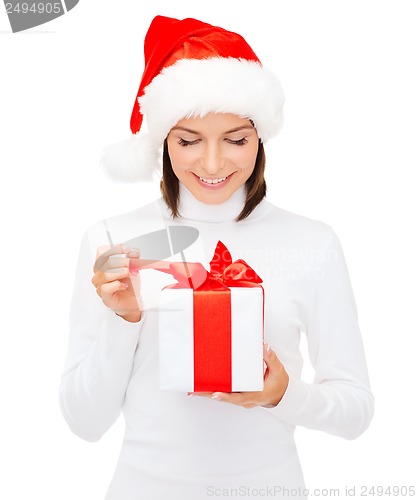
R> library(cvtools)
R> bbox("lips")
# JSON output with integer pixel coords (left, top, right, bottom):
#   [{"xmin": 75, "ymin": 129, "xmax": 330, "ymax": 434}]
[
  {"xmin": 198, "ymin": 175, "xmax": 229, "ymax": 185},
  {"xmin": 192, "ymin": 172, "xmax": 235, "ymax": 190}
]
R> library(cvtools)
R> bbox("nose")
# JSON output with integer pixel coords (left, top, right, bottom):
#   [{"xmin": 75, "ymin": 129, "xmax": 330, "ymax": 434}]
[{"xmin": 200, "ymin": 142, "xmax": 224, "ymax": 175}]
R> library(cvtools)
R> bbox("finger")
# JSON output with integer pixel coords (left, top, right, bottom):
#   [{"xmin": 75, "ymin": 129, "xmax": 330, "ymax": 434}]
[
  {"xmin": 94, "ymin": 243, "xmax": 129, "ymax": 273},
  {"xmin": 129, "ymin": 256, "xmax": 142, "ymax": 271},
  {"xmin": 95, "ymin": 243, "xmax": 126, "ymax": 261},
  {"xmin": 101, "ymin": 267, "xmax": 131, "ymax": 282},
  {"xmin": 263, "ymin": 366, "xmax": 270, "ymax": 382},
  {"xmin": 210, "ymin": 391, "xmax": 260, "ymax": 407},
  {"xmin": 187, "ymin": 391, "xmax": 213, "ymax": 398},
  {"xmin": 187, "ymin": 390, "xmax": 246, "ymax": 405},
  {"xmin": 100, "ymin": 257, "xmax": 130, "ymax": 271},
  {"xmin": 262, "ymin": 344, "xmax": 289, "ymax": 406},
  {"xmin": 263, "ymin": 342, "xmax": 272, "ymax": 359},
  {"xmin": 98, "ymin": 255, "xmax": 144, "ymax": 274},
  {"xmin": 92, "ymin": 268, "xmax": 132, "ymax": 289},
  {"xmin": 95, "ymin": 255, "xmax": 141, "ymax": 271},
  {"xmin": 98, "ymin": 279, "xmax": 128, "ymax": 297},
  {"xmin": 263, "ymin": 343, "xmax": 281, "ymax": 373}
]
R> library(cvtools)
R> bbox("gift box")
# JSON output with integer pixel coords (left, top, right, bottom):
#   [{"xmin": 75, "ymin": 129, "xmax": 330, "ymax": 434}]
[{"xmin": 156, "ymin": 241, "xmax": 264, "ymax": 392}]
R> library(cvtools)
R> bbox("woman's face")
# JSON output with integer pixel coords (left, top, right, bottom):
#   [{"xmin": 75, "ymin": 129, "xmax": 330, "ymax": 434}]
[{"xmin": 166, "ymin": 112, "xmax": 259, "ymax": 205}]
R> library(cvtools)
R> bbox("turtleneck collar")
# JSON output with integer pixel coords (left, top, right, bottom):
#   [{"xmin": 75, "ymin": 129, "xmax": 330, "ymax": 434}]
[{"xmin": 157, "ymin": 182, "xmax": 271, "ymax": 224}]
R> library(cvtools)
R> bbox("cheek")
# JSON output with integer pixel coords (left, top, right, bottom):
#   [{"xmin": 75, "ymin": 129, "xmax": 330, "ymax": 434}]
[
  {"xmin": 168, "ymin": 144, "xmax": 197, "ymax": 170},
  {"xmin": 169, "ymin": 150, "xmax": 198, "ymax": 182},
  {"xmin": 232, "ymin": 145, "xmax": 258, "ymax": 171}
]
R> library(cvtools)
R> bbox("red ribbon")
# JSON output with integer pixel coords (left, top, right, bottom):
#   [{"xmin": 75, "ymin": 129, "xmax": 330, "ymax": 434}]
[
  {"xmin": 154, "ymin": 240, "xmax": 263, "ymax": 290},
  {"xmin": 155, "ymin": 241, "xmax": 263, "ymax": 392}
]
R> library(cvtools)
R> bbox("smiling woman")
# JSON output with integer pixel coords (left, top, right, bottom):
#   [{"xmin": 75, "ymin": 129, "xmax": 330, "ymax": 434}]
[
  {"xmin": 59, "ymin": 14, "xmax": 374, "ymax": 500},
  {"xmin": 166, "ymin": 113, "xmax": 260, "ymax": 206}
]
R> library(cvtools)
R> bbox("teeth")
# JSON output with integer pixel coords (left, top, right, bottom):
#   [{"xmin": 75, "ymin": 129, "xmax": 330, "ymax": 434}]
[{"xmin": 198, "ymin": 175, "xmax": 228, "ymax": 184}]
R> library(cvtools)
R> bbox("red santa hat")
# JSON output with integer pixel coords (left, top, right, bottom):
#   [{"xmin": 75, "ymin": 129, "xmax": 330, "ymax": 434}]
[{"xmin": 100, "ymin": 15, "xmax": 285, "ymax": 182}]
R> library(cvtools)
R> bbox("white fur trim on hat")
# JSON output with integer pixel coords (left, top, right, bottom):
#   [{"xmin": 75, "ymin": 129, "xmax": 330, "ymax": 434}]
[
  {"xmin": 99, "ymin": 133, "xmax": 161, "ymax": 183},
  {"xmin": 139, "ymin": 57, "xmax": 285, "ymax": 146}
]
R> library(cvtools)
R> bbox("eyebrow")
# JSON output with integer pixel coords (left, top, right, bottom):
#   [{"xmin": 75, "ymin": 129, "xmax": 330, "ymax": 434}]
[{"xmin": 170, "ymin": 125, "xmax": 254, "ymax": 135}]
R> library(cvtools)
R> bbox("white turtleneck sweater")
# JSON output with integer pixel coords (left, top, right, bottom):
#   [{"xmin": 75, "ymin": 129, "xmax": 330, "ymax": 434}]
[{"xmin": 59, "ymin": 185, "xmax": 374, "ymax": 499}]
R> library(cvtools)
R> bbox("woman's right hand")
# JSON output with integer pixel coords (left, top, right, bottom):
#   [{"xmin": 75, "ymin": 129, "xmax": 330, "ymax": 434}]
[{"xmin": 92, "ymin": 243, "xmax": 142, "ymax": 323}]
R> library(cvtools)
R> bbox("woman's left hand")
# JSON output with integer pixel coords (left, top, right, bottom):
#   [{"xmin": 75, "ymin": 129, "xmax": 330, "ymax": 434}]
[{"xmin": 188, "ymin": 343, "xmax": 289, "ymax": 409}]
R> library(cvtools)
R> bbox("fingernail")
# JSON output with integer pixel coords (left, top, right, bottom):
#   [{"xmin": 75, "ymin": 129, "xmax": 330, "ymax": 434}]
[
  {"xmin": 188, "ymin": 392, "xmax": 194, "ymax": 397},
  {"xmin": 130, "ymin": 248, "xmax": 140, "ymax": 256},
  {"xmin": 211, "ymin": 393, "xmax": 222, "ymax": 400},
  {"xmin": 123, "ymin": 244, "xmax": 131, "ymax": 253}
]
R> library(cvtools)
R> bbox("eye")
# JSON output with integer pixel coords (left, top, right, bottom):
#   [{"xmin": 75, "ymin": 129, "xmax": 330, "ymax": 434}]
[
  {"xmin": 225, "ymin": 138, "xmax": 248, "ymax": 146},
  {"xmin": 178, "ymin": 138, "xmax": 199, "ymax": 147}
]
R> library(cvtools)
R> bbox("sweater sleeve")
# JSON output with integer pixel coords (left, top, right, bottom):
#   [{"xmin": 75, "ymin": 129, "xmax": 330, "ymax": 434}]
[
  {"xmin": 265, "ymin": 228, "xmax": 375, "ymax": 440},
  {"xmin": 58, "ymin": 225, "xmax": 145, "ymax": 442}
]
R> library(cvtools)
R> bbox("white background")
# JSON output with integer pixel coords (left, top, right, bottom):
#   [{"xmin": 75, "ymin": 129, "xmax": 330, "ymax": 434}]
[{"xmin": 1, "ymin": 1, "xmax": 416, "ymax": 498}]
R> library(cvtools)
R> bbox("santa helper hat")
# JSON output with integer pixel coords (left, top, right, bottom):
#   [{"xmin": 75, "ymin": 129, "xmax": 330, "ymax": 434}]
[{"xmin": 100, "ymin": 15, "xmax": 285, "ymax": 182}]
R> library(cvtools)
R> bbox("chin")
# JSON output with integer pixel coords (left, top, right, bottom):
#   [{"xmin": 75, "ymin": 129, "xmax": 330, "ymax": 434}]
[{"xmin": 195, "ymin": 190, "xmax": 234, "ymax": 205}]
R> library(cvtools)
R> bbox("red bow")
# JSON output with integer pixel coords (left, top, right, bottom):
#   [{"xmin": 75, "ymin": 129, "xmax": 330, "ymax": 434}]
[{"xmin": 154, "ymin": 241, "xmax": 262, "ymax": 290}]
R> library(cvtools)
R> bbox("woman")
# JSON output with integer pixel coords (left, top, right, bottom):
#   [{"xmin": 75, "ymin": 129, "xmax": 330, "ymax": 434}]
[{"xmin": 59, "ymin": 15, "xmax": 374, "ymax": 499}]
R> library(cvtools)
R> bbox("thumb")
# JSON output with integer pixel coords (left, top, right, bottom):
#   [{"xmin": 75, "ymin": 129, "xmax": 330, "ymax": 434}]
[
  {"xmin": 263, "ymin": 343, "xmax": 282, "ymax": 372},
  {"xmin": 263, "ymin": 342, "xmax": 273, "ymax": 363}
]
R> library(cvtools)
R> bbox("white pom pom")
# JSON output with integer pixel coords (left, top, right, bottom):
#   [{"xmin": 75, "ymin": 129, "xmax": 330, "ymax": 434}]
[{"xmin": 99, "ymin": 133, "xmax": 161, "ymax": 183}]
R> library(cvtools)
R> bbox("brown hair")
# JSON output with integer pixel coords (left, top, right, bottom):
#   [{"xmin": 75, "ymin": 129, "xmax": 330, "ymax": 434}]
[{"xmin": 160, "ymin": 139, "xmax": 267, "ymax": 221}]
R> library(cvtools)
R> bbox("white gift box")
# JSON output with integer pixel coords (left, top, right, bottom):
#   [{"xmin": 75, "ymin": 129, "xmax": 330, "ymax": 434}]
[{"xmin": 159, "ymin": 286, "xmax": 264, "ymax": 392}]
